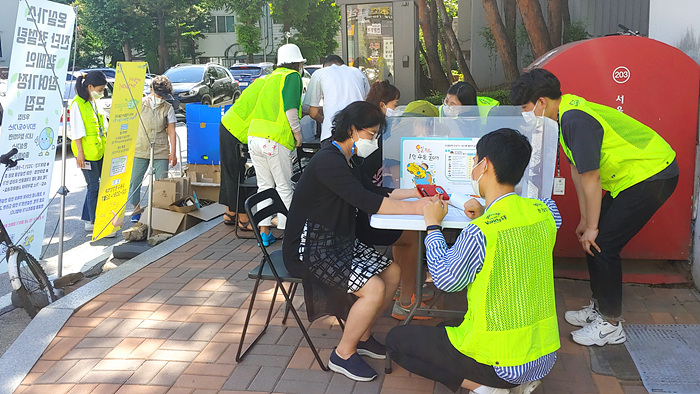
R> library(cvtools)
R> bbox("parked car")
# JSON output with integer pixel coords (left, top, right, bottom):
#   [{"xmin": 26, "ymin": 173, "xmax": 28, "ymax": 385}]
[
  {"xmin": 229, "ymin": 62, "xmax": 273, "ymax": 91},
  {"xmin": 165, "ymin": 63, "xmax": 240, "ymax": 120},
  {"xmin": 304, "ymin": 64, "xmax": 323, "ymax": 76}
]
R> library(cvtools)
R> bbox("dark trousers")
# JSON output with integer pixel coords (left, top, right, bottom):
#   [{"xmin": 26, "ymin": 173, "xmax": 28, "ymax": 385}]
[
  {"xmin": 218, "ymin": 123, "xmax": 248, "ymax": 213},
  {"xmin": 589, "ymin": 175, "xmax": 678, "ymax": 318},
  {"xmin": 386, "ymin": 325, "xmax": 517, "ymax": 392},
  {"xmin": 80, "ymin": 159, "xmax": 103, "ymax": 223}
]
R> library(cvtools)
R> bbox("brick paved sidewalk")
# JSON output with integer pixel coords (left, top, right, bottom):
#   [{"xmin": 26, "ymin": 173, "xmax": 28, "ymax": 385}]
[{"xmin": 12, "ymin": 224, "xmax": 700, "ymax": 394}]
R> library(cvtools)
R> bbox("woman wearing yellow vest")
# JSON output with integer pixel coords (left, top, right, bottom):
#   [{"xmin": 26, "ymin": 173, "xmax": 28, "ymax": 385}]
[
  {"xmin": 510, "ymin": 69, "xmax": 678, "ymax": 347},
  {"xmin": 69, "ymin": 71, "xmax": 109, "ymax": 234},
  {"xmin": 386, "ymin": 128, "xmax": 560, "ymax": 394},
  {"xmin": 128, "ymin": 76, "xmax": 177, "ymax": 222}
]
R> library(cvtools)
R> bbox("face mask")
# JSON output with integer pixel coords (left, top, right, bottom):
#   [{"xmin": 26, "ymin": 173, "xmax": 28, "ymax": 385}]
[
  {"xmin": 153, "ymin": 96, "xmax": 164, "ymax": 107},
  {"xmin": 91, "ymin": 90, "xmax": 104, "ymax": 100},
  {"xmin": 353, "ymin": 130, "xmax": 379, "ymax": 158},
  {"xmin": 522, "ymin": 101, "xmax": 544, "ymax": 128},
  {"xmin": 471, "ymin": 158, "xmax": 486, "ymax": 197},
  {"xmin": 385, "ymin": 107, "xmax": 397, "ymax": 117}
]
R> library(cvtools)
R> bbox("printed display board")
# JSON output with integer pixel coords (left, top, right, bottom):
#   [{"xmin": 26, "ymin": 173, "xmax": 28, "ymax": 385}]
[{"xmin": 0, "ymin": 0, "xmax": 75, "ymax": 272}]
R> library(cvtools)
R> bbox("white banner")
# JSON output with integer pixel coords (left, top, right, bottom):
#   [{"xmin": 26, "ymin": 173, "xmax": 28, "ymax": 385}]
[{"xmin": 0, "ymin": 0, "xmax": 75, "ymax": 272}]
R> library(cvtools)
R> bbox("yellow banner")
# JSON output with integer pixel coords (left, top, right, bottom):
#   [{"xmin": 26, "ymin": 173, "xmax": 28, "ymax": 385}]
[{"xmin": 93, "ymin": 62, "xmax": 147, "ymax": 241}]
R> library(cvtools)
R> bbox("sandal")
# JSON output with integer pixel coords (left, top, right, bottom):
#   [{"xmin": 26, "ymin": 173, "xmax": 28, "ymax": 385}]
[
  {"xmin": 223, "ymin": 213, "xmax": 236, "ymax": 226},
  {"xmin": 237, "ymin": 219, "xmax": 253, "ymax": 232}
]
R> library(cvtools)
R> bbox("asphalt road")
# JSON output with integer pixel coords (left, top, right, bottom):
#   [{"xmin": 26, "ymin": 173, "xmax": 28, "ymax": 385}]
[{"xmin": 0, "ymin": 123, "xmax": 188, "ymax": 302}]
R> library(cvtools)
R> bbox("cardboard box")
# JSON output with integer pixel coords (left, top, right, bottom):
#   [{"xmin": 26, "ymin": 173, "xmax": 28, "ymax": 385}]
[
  {"xmin": 192, "ymin": 185, "xmax": 220, "ymax": 202},
  {"xmin": 153, "ymin": 178, "xmax": 191, "ymax": 209},
  {"xmin": 140, "ymin": 202, "xmax": 226, "ymax": 235},
  {"xmin": 169, "ymin": 196, "xmax": 198, "ymax": 213},
  {"xmin": 186, "ymin": 164, "xmax": 221, "ymax": 184}
]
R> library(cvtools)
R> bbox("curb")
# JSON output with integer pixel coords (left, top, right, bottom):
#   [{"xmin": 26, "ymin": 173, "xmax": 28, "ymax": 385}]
[{"xmin": 0, "ymin": 218, "xmax": 221, "ymax": 394}]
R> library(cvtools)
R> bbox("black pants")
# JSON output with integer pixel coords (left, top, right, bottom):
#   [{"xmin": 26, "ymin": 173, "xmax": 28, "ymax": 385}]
[
  {"xmin": 218, "ymin": 123, "xmax": 248, "ymax": 213},
  {"xmin": 589, "ymin": 175, "xmax": 678, "ymax": 318},
  {"xmin": 386, "ymin": 325, "xmax": 517, "ymax": 392}
]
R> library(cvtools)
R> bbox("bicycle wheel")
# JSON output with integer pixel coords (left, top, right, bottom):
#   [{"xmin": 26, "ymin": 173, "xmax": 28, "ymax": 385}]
[{"xmin": 13, "ymin": 247, "xmax": 57, "ymax": 318}]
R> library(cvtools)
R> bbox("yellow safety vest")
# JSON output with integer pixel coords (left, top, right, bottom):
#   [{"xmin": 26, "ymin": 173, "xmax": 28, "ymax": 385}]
[
  {"xmin": 221, "ymin": 67, "xmax": 300, "ymax": 150},
  {"xmin": 70, "ymin": 96, "xmax": 106, "ymax": 161},
  {"xmin": 558, "ymin": 94, "xmax": 676, "ymax": 198},
  {"xmin": 446, "ymin": 194, "xmax": 560, "ymax": 367}
]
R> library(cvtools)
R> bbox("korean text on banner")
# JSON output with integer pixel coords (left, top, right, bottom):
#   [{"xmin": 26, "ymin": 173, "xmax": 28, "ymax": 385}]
[
  {"xmin": 0, "ymin": 0, "xmax": 75, "ymax": 273},
  {"xmin": 92, "ymin": 62, "xmax": 147, "ymax": 241}
]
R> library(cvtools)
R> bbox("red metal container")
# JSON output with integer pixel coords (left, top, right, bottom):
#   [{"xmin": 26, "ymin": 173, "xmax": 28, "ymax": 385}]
[{"xmin": 529, "ymin": 35, "xmax": 699, "ymax": 260}]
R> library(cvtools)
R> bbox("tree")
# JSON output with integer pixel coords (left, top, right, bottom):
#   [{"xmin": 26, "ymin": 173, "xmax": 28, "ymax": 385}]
[
  {"xmin": 270, "ymin": 0, "xmax": 340, "ymax": 64},
  {"xmin": 435, "ymin": 0, "xmax": 478, "ymax": 89},
  {"xmin": 419, "ymin": 0, "xmax": 450, "ymax": 93},
  {"xmin": 481, "ymin": 0, "xmax": 519, "ymax": 84},
  {"xmin": 516, "ymin": 0, "xmax": 552, "ymax": 58},
  {"xmin": 547, "ymin": 0, "xmax": 563, "ymax": 47}
]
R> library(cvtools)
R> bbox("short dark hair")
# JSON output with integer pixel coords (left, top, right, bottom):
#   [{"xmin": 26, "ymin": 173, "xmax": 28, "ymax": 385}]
[
  {"xmin": 75, "ymin": 70, "xmax": 107, "ymax": 101},
  {"xmin": 276, "ymin": 62, "xmax": 302, "ymax": 72},
  {"xmin": 476, "ymin": 128, "xmax": 532, "ymax": 186},
  {"xmin": 446, "ymin": 81, "xmax": 477, "ymax": 105},
  {"xmin": 331, "ymin": 101, "xmax": 386, "ymax": 142},
  {"xmin": 322, "ymin": 55, "xmax": 344, "ymax": 66},
  {"xmin": 365, "ymin": 80, "xmax": 400, "ymax": 106},
  {"xmin": 510, "ymin": 68, "xmax": 562, "ymax": 105}
]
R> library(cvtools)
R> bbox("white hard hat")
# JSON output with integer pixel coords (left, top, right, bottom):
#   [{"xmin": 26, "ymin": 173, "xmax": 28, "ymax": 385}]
[{"xmin": 277, "ymin": 44, "xmax": 306, "ymax": 66}]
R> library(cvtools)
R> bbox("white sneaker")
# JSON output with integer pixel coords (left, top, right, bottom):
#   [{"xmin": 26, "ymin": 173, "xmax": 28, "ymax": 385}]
[
  {"xmin": 509, "ymin": 380, "xmax": 541, "ymax": 394},
  {"xmin": 571, "ymin": 316, "xmax": 626, "ymax": 346},
  {"xmin": 85, "ymin": 222, "xmax": 94, "ymax": 231},
  {"xmin": 564, "ymin": 300, "xmax": 600, "ymax": 327},
  {"xmin": 470, "ymin": 387, "xmax": 510, "ymax": 394}
]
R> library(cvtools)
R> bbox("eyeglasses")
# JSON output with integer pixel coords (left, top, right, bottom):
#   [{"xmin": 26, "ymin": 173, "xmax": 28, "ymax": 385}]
[{"xmin": 361, "ymin": 127, "xmax": 381, "ymax": 140}]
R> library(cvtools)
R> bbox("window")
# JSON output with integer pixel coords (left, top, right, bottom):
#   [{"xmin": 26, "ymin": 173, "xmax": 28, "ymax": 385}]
[
  {"xmin": 212, "ymin": 15, "xmax": 235, "ymax": 33},
  {"xmin": 216, "ymin": 67, "xmax": 229, "ymax": 79}
]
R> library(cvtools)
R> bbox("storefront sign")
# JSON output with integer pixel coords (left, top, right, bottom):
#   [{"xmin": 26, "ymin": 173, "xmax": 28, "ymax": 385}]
[{"xmin": 0, "ymin": 0, "xmax": 75, "ymax": 271}]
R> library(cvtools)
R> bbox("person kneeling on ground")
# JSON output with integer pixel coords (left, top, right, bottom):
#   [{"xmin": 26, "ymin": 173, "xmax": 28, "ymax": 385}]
[
  {"xmin": 282, "ymin": 101, "xmax": 430, "ymax": 382},
  {"xmin": 386, "ymin": 128, "xmax": 561, "ymax": 394}
]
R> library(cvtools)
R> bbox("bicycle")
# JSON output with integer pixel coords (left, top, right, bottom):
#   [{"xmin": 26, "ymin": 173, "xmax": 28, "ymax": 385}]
[{"xmin": 0, "ymin": 148, "xmax": 57, "ymax": 317}]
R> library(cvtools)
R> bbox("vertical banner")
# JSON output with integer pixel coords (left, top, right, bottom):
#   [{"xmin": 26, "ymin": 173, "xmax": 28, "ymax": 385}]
[
  {"xmin": 0, "ymin": 0, "xmax": 75, "ymax": 272},
  {"xmin": 92, "ymin": 62, "xmax": 147, "ymax": 241}
]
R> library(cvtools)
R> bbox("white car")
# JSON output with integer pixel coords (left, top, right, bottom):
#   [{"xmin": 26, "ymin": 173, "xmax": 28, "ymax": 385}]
[{"xmin": 58, "ymin": 78, "xmax": 114, "ymax": 144}]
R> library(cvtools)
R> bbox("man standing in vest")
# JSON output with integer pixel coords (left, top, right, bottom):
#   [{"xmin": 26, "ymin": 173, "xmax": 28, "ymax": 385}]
[
  {"xmin": 221, "ymin": 44, "xmax": 305, "ymax": 246},
  {"xmin": 510, "ymin": 69, "xmax": 678, "ymax": 347},
  {"xmin": 386, "ymin": 128, "xmax": 561, "ymax": 394}
]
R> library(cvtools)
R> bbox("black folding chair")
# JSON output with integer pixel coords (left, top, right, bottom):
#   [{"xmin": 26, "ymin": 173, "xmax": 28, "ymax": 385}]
[
  {"xmin": 294, "ymin": 141, "xmax": 321, "ymax": 174},
  {"xmin": 235, "ymin": 144, "xmax": 257, "ymax": 239},
  {"xmin": 235, "ymin": 189, "xmax": 330, "ymax": 370}
]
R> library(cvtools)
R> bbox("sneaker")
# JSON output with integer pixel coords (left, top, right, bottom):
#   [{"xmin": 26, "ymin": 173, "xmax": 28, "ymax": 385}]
[
  {"xmin": 131, "ymin": 213, "xmax": 142, "ymax": 223},
  {"xmin": 128, "ymin": 205, "xmax": 144, "ymax": 216},
  {"xmin": 469, "ymin": 386, "xmax": 510, "ymax": 394},
  {"xmin": 509, "ymin": 380, "xmax": 541, "ymax": 394},
  {"xmin": 85, "ymin": 222, "xmax": 94, "ymax": 231},
  {"xmin": 391, "ymin": 294, "xmax": 433, "ymax": 320},
  {"xmin": 328, "ymin": 349, "xmax": 377, "ymax": 382},
  {"xmin": 565, "ymin": 300, "xmax": 601, "ymax": 327},
  {"xmin": 260, "ymin": 232, "xmax": 275, "ymax": 247},
  {"xmin": 357, "ymin": 335, "xmax": 386, "ymax": 359},
  {"xmin": 571, "ymin": 316, "xmax": 626, "ymax": 346}
]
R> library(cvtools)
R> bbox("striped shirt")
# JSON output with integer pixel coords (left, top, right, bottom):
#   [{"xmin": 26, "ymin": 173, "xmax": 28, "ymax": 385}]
[{"xmin": 424, "ymin": 193, "xmax": 561, "ymax": 384}]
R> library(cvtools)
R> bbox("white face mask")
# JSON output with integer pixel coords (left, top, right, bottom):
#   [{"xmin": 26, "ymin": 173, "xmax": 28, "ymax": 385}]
[
  {"xmin": 353, "ymin": 130, "xmax": 379, "ymax": 158},
  {"xmin": 522, "ymin": 101, "xmax": 544, "ymax": 127},
  {"xmin": 471, "ymin": 158, "xmax": 486, "ymax": 197},
  {"xmin": 385, "ymin": 107, "xmax": 397, "ymax": 117},
  {"xmin": 151, "ymin": 96, "xmax": 164, "ymax": 108},
  {"xmin": 91, "ymin": 90, "xmax": 104, "ymax": 100}
]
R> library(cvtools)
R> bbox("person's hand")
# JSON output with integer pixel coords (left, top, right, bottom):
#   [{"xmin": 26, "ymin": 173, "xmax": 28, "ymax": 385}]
[
  {"xmin": 76, "ymin": 152, "xmax": 85, "ymax": 169},
  {"xmin": 423, "ymin": 195, "xmax": 448, "ymax": 225},
  {"xmin": 293, "ymin": 131, "xmax": 303, "ymax": 147},
  {"xmin": 463, "ymin": 198, "xmax": 484, "ymax": 219},
  {"xmin": 575, "ymin": 219, "xmax": 587, "ymax": 240},
  {"xmin": 169, "ymin": 153, "xmax": 177, "ymax": 167},
  {"xmin": 580, "ymin": 227, "xmax": 601, "ymax": 256}
]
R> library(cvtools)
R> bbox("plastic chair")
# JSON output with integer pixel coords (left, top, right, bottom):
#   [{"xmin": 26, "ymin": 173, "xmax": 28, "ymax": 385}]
[
  {"xmin": 235, "ymin": 189, "xmax": 331, "ymax": 370},
  {"xmin": 235, "ymin": 144, "xmax": 257, "ymax": 239}
]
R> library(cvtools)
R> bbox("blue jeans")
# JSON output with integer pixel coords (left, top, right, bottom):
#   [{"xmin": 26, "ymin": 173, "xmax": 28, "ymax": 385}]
[
  {"xmin": 81, "ymin": 159, "xmax": 103, "ymax": 223},
  {"xmin": 129, "ymin": 157, "xmax": 169, "ymax": 206}
]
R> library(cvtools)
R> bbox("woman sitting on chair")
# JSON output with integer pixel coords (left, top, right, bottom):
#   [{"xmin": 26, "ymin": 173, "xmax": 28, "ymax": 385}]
[{"xmin": 282, "ymin": 101, "xmax": 429, "ymax": 382}]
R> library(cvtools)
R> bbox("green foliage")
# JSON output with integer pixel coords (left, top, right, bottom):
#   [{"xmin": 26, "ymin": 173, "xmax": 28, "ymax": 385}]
[
  {"xmin": 270, "ymin": 0, "xmax": 340, "ymax": 64},
  {"xmin": 564, "ymin": 20, "xmax": 590, "ymax": 44},
  {"xmin": 424, "ymin": 91, "xmax": 445, "ymax": 106},
  {"xmin": 478, "ymin": 89, "xmax": 511, "ymax": 105}
]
